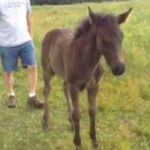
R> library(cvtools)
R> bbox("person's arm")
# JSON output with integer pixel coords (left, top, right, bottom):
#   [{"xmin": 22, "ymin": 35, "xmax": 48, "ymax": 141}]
[
  {"xmin": 27, "ymin": 12, "xmax": 32, "ymax": 37},
  {"xmin": 26, "ymin": 0, "xmax": 32, "ymax": 37}
]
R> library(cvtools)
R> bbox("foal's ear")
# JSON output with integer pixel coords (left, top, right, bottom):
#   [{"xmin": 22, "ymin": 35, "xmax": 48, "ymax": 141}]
[
  {"xmin": 117, "ymin": 8, "xmax": 132, "ymax": 24},
  {"xmin": 88, "ymin": 6, "xmax": 95, "ymax": 24}
]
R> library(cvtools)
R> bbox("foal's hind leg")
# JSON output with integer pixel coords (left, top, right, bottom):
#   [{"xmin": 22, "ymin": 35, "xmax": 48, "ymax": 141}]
[
  {"xmin": 42, "ymin": 69, "xmax": 53, "ymax": 130},
  {"xmin": 63, "ymin": 82, "xmax": 74, "ymax": 130}
]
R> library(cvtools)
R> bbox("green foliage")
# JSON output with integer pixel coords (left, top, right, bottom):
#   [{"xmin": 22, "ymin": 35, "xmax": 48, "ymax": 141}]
[
  {"xmin": 0, "ymin": 0, "xmax": 150, "ymax": 150},
  {"xmin": 30, "ymin": 0, "xmax": 128, "ymax": 5}
]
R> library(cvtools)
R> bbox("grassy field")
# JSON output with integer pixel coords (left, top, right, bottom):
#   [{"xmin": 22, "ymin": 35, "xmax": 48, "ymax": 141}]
[{"xmin": 0, "ymin": 0, "xmax": 150, "ymax": 149}]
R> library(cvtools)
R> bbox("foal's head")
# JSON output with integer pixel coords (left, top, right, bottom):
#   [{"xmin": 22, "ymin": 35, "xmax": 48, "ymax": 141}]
[{"xmin": 88, "ymin": 7, "xmax": 132, "ymax": 76}]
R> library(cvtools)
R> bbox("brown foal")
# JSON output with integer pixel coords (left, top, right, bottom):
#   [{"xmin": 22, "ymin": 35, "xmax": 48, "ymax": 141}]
[{"xmin": 41, "ymin": 7, "xmax": 132, "ymax": 149}]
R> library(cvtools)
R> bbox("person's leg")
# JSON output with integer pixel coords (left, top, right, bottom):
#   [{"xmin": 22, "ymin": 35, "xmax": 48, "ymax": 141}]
[
  {"xmin": 0, "ymin": 46, "xmax": 18, "ymax": 108},
  {"xmin": 20, "ymin": 41, "xmax": 44, "ymax": 108},
  {"xmin": 4, "ymin": 72, "xmax": 15, "ymax": 96},
  {"xmin": 3, "ymin": 72, "xmax": 16, "ymax": 108},
  {"xmin": 28, "ymin": 64, "xmax": 37, "ymax": 97}
]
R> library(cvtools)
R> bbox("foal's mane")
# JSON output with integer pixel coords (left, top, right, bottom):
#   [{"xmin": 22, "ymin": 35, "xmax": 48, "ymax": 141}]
[{"xmin": 74, "ymin": 13, "xmax": 117, "ymax": 39}]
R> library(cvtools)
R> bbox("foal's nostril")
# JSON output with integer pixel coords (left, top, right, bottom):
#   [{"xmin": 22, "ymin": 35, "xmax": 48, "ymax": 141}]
[{"xmin": 112, "ymin": 64, "xmax": 125, "ymax": 76}]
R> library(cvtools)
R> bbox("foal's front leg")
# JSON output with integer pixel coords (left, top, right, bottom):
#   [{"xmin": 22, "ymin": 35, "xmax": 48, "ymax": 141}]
[
  {"xmin": 70, "ymin": 84, "xmax": 81, "ymax": 149},
  {"xmin": 64, "ymin": 82, "xmax": 74, "ymax": 130},
  {"xmin": 87, "ymin": 84, "xmax": 99, "ymax": 148}
]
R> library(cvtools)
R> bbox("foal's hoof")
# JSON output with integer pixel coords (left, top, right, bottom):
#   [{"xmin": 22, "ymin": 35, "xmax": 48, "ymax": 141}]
[
  {"xmin": 93, "ymin": 141, "xmax": 98, "ymax": 148},
  {"xmin": 92, "ymin": 142, "xmax": 99, "ymax": 150},
  {"xmin": 75, "ymin": 146, "xmax": 82, "ymax": 150},
  {"xmin": 92, "ymin": 147, "xmax": 99, "ymax": 150},
  {"xmin": 42, "ymin": 120, "xmax": 49, "ymax": 132}
]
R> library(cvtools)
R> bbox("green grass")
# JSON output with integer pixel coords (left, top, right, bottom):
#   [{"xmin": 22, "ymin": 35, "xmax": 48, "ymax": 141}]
[{"xmin": 0, "ymin": 0, "xmax": 150, "ymax": 149}]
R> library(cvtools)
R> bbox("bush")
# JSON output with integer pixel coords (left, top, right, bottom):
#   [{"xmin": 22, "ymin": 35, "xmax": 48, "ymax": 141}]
[{"xmin": 31, "ymin": 0, "xmax": 127, "ymax": 5}]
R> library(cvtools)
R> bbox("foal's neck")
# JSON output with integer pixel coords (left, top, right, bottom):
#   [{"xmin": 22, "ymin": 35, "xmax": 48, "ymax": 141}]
[
  {"xmin": 67, "ymin": 29, "xmax": 102, "ymax": 83},
  {"xmin": 77, "ymin": 30, "xmax": 101, "ymax": 69}
]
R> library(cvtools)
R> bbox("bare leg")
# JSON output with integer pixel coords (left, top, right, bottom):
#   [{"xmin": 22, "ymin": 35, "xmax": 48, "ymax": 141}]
[
  {"xmin": 63, "ymin": 82, "xmax": 74, "ymax": 130},
  {"xmin": 4, "ymin": 72, "xmax": 15, "ymax": 95},
  {"xmin": 70, "ymin": 84, "xmax": 81, "ymax": 149},
  {"xmin": 28, "ymin": 65, "xmax": 37, "ymax": 95},
  {"xmin": 87, "ymin": 84, "xmax": 99, "ymax": 148},
  {"xmin": 42, "ymin": 70, "xmax": 53, "ymax": 130}
]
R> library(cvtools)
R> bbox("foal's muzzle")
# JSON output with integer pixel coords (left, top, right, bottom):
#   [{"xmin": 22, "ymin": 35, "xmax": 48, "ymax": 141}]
[{"xmin": 111, "ymin": 63, "xmax": 125, "ymax": 76}]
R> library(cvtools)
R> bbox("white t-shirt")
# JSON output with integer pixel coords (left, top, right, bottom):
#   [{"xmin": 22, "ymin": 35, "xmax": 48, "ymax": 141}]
[{"xmin": 0, "ymin": 0, "xmax": 32, "ymax": 46}]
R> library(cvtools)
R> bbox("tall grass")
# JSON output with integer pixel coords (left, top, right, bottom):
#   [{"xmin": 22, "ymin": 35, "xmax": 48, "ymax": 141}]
[{"xmin": 0, "ymin": 0, "xmax": 149, "ymax": 149}]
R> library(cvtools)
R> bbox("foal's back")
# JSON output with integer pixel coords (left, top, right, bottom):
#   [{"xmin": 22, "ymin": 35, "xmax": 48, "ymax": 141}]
[{"xmin": 42, "ymin": 28, "xmax": 73, "ymax": 79}]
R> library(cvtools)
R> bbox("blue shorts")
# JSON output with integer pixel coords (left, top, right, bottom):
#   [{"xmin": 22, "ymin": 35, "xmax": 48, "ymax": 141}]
[{"xmin": 0, "ymin": 41, "xmax": 36, "ymax": 72}]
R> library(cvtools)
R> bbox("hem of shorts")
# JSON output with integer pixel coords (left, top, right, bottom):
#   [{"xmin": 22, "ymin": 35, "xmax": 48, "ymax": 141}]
[
  {"xmin": 3, "ymin": 63, "xmax": 36, "ymax": 72},
  {"xmin": 22, "ymin": 62, "xmax": 37, "ymax": 68},
  {"xmin": 3, "ymin": 64, "xmax": 36, "ymax": 72},
  {"xmin": 3, "ymin": 68, "xmax": 17, "ymax": 72}
]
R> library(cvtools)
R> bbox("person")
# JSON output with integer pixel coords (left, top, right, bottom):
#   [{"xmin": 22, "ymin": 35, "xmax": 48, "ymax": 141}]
[{"xmin": 0, "ymin": 0, "xmax": 44, "ymax": 108}]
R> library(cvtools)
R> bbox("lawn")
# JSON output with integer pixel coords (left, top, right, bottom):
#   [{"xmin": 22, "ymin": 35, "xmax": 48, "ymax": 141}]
[{"xmin": 0, "ymin": 0, "xmax": 150, "ymax": 150}]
